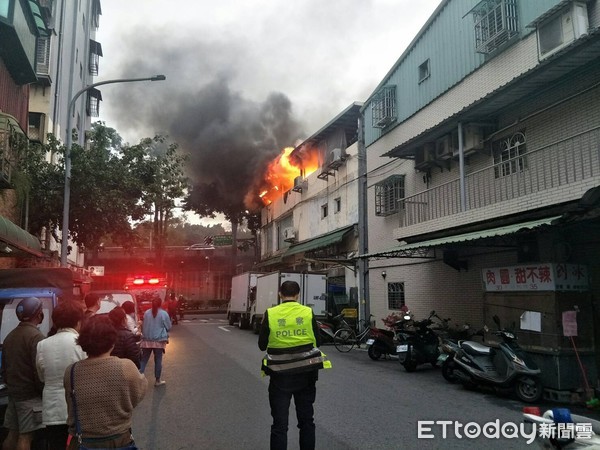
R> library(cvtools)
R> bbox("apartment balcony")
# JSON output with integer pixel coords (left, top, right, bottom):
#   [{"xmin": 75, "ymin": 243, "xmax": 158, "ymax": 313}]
[{"xmin": 394, "ymin": 126, "xmax": 600, "ymax": 241}]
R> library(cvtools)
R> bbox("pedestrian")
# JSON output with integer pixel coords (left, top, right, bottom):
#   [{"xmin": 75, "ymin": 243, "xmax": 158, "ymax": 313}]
[
  {"xmin": 178, "ymin": 295, "xmax": 185, "ymax": 321},
  {"xmin": 64, "ymin": 315, "xmax": 147, "ymax": 450},
  {"xmin": 108, "ymin": 306, "xmax": 141, "ymax": 368},
  {"xmin": 167, "ymin": 292, "xmax": 179, "ymax": 325},
  {"xmin": 1, "ymin": 297, "xmax": 46, "ymax": 450},
  {"xmin": 121, "ymin": 300, "xmax": 140, "ymax": 335},
  {"xmin": 140, "ymin": 297, "xmax": 171, "ymax": 386},
  {"xmin": 258, "ymin": 281, "xmax": 332, "ymax": 450},
  {"xmin": 82, "ymin": 293, "xmax": 100, "ymax": 321},
  {"xmin": 36, "ymin": 300, "xmax": 86, "ymax": 450}
]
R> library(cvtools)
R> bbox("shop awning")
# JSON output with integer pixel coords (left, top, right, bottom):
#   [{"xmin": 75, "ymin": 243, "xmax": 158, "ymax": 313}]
[
  {"xmin": 285, "ymin": 225, "xmax": 354, "ymax": 257},
  {"xmin": 0, "ymin": 216, "xmax": 43, "ymax": 257},
  {"xmin": 362, "ymin": 216, "xmax": 560, "ymax": 259},
  {"xmin": 253, "ymin": 255, "xmax": 283, "ymax": 269}
]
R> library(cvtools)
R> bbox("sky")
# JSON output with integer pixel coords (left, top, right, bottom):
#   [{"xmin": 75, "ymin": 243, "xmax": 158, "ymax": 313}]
[{"xmin": 94, "ymin": 0, "xmax": 442, "ymax": 226}]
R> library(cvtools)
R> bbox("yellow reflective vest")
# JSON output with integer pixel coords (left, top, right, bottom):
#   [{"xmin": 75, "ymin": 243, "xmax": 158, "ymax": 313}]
[{"xmin": 262, "ymin": 301, "xmax": 331, "ymax": 375}]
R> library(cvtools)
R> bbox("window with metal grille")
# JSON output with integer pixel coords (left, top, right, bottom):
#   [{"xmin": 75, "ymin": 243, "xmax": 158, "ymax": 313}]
[
  {"xmin": 86, "ymin": 88, "xmax": 102, "ymax": 117},
  {"xmin": 36, "ymin": 37, "xmax": 51, "ymax": 76},
  {"xmin": 371, "ymin": 85, "xmax": 396, "ymax": 129},
  {"xmin": 89, "ymin": 40, "xmax": 102, "ymax": 75},
  {"xmin": 375, "ymin": 175, "xmax": 405, "ymax": 216},
  {"xmin": 493, "ymin": 131, "xmax": 527, "ymax": 178},
  {"xmin": 472, "ymin": 0, "xmax": 519, "ymax": 54},
  {"xmin": 387, "ymin": 282, "xmax": 405, "ymax": 310}
]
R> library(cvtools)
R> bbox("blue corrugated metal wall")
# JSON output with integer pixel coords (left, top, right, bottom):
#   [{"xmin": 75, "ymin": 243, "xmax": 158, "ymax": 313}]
[{"xmin": 364, "ymin": 0, "xmax": 566, "ymax": 147}]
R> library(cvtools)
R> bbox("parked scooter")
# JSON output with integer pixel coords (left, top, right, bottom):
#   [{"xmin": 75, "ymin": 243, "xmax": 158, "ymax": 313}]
[
  {"xmin": 396, "ymin": 310, "xmax": 443, "ymax": 372},
  {"xmin": 365, "ymin": 315, "xmax": 411, "ymax": 361},
  {"xmin": 523, "ymin": 406, "xmax": 600, "ymax": 448},
  {"xmin": 438, "ymin": 324, "xmax": 486, "ymax": 383},
  {"xmin": 316, "ymin": 312, "xmax": 345, "ymax": 344},
  {"xmin": 451, "ymin": 315, "xmax": 543, "ymax": 403}
]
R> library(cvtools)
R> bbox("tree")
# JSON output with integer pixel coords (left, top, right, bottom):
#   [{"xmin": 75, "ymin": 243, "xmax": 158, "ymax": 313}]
[
  {"xmin": 126, "ymin": 135, "xmax": 188, "ymax": 266},
  {"xmin": 23, "ymin": 123, "xmax": 188, "ymax": 262}
]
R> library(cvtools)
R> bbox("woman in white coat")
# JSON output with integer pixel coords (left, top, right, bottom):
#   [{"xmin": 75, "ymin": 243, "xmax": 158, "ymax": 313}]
[{"xmin": 36, "ymin": 300, "xmax": 86, "ymax": 449}]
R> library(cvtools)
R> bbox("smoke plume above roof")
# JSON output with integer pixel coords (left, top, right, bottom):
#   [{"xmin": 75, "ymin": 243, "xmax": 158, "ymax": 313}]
[{"xmin": 101, "ymin": 34, "xmax": 304, "ymax": 213}]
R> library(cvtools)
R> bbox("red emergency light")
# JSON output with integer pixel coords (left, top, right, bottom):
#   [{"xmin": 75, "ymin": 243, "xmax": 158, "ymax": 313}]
[{"xmin": 125, "ymin": 274, "xmax": 167, "ymax": 288}]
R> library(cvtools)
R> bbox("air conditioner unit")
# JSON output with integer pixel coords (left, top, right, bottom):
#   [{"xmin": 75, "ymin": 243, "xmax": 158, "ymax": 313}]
[
  {"xmin": 415, "ymin": 143, "xmax": 435, "ymax": 170},
  {"xmin": 291, "ymin": 176, "xmax": 305, "ymax": 193},
  {"xmin": 453, "ymin": 125, "xmax": 484, "ymax": 157},
  {"xmin": 328, "ymin": 148, "xmax": 345, "ymax": 170},
  {"xmin": 538, "ymin": 2, "xmax": 588, "ymax": 59},
  {"xmin": 283, "ymin": 227, "xmax": 297, "ymax": 242},
  {"xmin": 376, "ymin": 116, "xmax": 393, "ymax": 128},
  {"xmin": 435, "ymin": 135, "xmax": 454, "ymax": 160}
]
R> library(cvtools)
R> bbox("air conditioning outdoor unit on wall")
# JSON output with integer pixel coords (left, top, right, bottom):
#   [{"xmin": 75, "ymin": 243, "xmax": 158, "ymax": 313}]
[
  {"xmin": 538, "ymin": 2, "xmax": 589, "ymax": 59},
  {"xmin": 328, "ymin": 148, "xmax": 345, "ymax": 170},
  {"xmin": 292, "ymin": 176, "xmax": 305, "ymax": 193},
  {"xmin": 435, "ymin": 135, "xmax": 454, "ymax": 160},
  {"xmin": 415, "ymin": 143, "xmax": 435, "ymax": 170},
  {"xmin": 283, "ymin": 227, "xmax": 297, "ymax": 242},
  {"xmin": 455, "ymin": 125, "xmax": 484, "ymax": 156}
]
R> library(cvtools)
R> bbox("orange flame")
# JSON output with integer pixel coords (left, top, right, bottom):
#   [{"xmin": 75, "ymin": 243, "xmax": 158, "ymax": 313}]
[{"xmin": 258, "ymin": 146, "xmax": 320, "ymax": 205}]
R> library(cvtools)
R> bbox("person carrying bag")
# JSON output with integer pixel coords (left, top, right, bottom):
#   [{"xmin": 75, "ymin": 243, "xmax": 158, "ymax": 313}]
[{"xmin": 64, "ymin": 316, "xmax": 147, "ymax": 450}]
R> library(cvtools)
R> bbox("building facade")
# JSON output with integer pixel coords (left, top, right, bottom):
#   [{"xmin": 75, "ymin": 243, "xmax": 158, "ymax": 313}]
[
  {"xmin": 0, "ymin": 0, "xmax": 102, "ymax": 269},
  {"xmin": 0, "ymin": 0, "xmax": 50, "ymax": 266},
  {"xmin": 28, "ymin": 0, "xmax": 102, "ymax": 267},
  {"xmin": 257, "ymin": 103, "xmax": 362, "ymax": 315},
  {"xmin": 361, "ymin": 0, "xmax": 600, "ymax": 390}
]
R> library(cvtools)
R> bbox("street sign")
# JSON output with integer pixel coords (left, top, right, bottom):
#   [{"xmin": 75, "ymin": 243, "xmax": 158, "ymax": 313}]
[
  {"xmin": 212, "ymin": 235, "xmax": 233, "ymax": 247},
  {"xmin": 88, "ymin": 266, "xmax": 105, "ymax": 276}
]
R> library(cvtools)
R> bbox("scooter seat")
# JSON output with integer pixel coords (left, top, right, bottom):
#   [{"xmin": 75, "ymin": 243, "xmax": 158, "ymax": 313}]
[{"xmin": 461, "ymin": 341, "xmax": 491, "ymax": 355}]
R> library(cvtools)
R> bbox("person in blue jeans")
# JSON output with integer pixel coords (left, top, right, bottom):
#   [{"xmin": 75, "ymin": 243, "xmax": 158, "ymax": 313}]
[{"xmin": 140, "ymin": 298, "xmax": 171, "ymax": 386}]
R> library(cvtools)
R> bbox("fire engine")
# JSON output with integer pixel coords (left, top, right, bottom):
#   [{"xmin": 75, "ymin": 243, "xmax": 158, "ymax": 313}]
[{"xmin": 124, "ymin": 273, "xmax": 171, "ymax": 320}]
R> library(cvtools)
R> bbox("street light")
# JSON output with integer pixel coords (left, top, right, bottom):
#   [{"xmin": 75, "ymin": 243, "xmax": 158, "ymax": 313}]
[{"xmin": 60, "ymin": 75, "xmax": 166, "ymax": 267}]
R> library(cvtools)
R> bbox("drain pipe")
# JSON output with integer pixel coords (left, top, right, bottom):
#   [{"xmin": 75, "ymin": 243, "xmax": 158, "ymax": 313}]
[
  {"xmin": 357, "ymin": 112, "xmax": 370, "ymax": 322},
  {"xmin": 458, "ymin": 122, "xmax": 467, "ymax": 212}
]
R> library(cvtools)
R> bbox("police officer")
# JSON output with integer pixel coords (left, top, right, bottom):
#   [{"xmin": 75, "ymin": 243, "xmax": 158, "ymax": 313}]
[{"xmin": 258, "ymin": 281, "xmax": 331, "ymax": 450}]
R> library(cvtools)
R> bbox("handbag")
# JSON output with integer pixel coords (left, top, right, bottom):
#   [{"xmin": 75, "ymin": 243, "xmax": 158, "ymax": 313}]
[{"xmin": 70, "ymin": 363, "xmax": 138, "ymax": 450}]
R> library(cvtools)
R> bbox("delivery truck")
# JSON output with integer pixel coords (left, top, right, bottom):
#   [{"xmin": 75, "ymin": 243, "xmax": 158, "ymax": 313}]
[
  {"xmin": 227, "ymin": 271, "xmax": 261, "ymax": 329},
  {"xmin": 249, "ymin": 271, "xmax": 327, "ymax": 334}
]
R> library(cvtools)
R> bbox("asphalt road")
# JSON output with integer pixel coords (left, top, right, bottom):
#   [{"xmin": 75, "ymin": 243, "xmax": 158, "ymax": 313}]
[{"xmin": 130, "ymin": 314, "xmax": 592, "ymax": 450}]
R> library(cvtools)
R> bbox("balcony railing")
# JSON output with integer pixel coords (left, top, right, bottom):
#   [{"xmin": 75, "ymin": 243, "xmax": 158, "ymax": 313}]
[{"xmin": 399, "ymin": 126, "xmax": 600, "ymax": 227}]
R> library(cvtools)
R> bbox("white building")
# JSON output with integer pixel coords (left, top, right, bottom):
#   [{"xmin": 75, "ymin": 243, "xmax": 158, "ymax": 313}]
[
  {"xmin": 361, "ymin": 0, "xmax": 600, "ymax": 390},
  {"xmin": 258, "ymin": 103, "xmax": 362, "ymax": 314},
  {"xmin": 28, "ymin": 0, "xmax": 103, "ymax": 267}
]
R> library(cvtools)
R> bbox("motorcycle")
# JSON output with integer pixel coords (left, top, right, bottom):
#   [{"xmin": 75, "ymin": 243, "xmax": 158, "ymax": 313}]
[
  {"xmin": 316, "ymin": 312, "xmax": 345, "ymax": 344},
  {"xmin": 396, "ymin": 310, "xmax": 443, "ymax": 372},
  {"xmin": 365, "ymin": 317, "xmax": 410, "ymax": 361},
  {"xmin": 523, "ymin": 406, "xmax": 600, "ymax": 448},
  {"xmin": 438, "ymin": 324, "xmax": 486, "ymax": 383},
  {"xmin": 451, "ymin": 315, "xmax": 543, "ymax": 403}
]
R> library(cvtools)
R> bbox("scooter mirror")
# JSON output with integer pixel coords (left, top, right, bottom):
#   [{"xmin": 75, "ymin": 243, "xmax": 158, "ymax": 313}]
[{"xmin": 483, "ymin": 325, "xmax": 489, "ymax": 332}]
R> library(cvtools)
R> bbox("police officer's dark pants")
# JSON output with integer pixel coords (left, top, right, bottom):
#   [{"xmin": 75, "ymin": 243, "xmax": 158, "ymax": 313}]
[{"xmin": 268, "ymin": 372, "xmax": 317, "ymax": 450}]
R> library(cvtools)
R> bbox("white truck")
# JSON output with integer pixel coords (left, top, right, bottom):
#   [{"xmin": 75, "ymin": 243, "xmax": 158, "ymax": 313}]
[
  {"xmin": 249, "ymin": 271, "xmax": 327, "ymax": 334},
  {"xmin": 227, "ymin": 271, "xmax": 261, "ymax": 329}
]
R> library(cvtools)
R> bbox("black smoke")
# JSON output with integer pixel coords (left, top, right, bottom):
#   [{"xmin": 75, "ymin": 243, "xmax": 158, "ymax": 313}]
[{"xmin": 101, "ymin": 34, "xmax": 304, "ymax": 213}]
